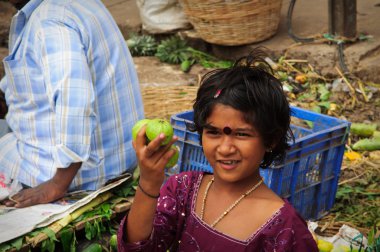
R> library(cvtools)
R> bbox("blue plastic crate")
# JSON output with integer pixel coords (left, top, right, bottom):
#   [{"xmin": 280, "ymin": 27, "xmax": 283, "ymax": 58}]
[{"xmin": 170, "ymin": 106, "xmax": 350, "ymax": 220}]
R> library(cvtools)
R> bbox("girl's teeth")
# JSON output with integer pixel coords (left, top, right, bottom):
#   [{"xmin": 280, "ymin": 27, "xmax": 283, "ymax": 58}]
[{"xmin": 221, "ymin": 160, "xmax": 236, "ymax": 164}]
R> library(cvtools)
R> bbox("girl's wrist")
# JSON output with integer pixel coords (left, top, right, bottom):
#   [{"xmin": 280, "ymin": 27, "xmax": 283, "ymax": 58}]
[{"xmin": 138, "ymin": 178, "xmax": 162, "ymax": 199}]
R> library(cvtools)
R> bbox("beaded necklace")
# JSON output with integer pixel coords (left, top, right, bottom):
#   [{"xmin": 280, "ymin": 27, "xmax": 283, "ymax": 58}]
[{"xmin": 200, "ymin": 177, "xmax": 264, "ymax": 228}]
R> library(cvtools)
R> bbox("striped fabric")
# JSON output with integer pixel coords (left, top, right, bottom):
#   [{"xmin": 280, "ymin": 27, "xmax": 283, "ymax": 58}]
[{"xmin": 0, "ymin": 0, "xmax": 144, "ymax": 190}]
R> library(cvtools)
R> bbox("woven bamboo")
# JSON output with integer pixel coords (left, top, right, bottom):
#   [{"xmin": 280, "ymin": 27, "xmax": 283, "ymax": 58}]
[
  {"xmin": 141, "ymin": 85, "xmax": 199, "ymax": 119},
  {"xmin": 179, "ymin": 0, "xmax": 282, "ymax": 46}
]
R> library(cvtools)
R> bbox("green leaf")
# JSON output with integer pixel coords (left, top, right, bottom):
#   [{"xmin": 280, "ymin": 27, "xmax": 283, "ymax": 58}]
[
  {"xmin": 126, "ymin": 33, "xmax": 157, "ymax": 56},
  {"xmin": 41, "ymin": 227, "xmax": 59, "ymax": 242},
  {"xmin": 41, "ymin": 238, "xmax": 55, "ymax": 252},
  {"xmin": 0, "ymin": 238, "xmax": 23, "ymax": 252},
  {"xmin": 60, "ymin": 229, "xmax": 74, "ymax": 252},
  {"xmin": 311, "ymin": 105, "xmax": 321, "ymax": 114},
  {"xmin": 9, "ymin": 237, "xmax": 23, "ymax": 251},
  {"xmin": 0, "ymin": 243, "xmax": 12, "ymax": 252},
  {"xmin": 297, "ymin": 92, "xmax": 314, "ymax": 101},
  {"xmin": 276, "ymin": 71, "xmax": 288, "ymax": 81},
  {"xmin": 94, "ymin": 220, "xmax": 101, "ymax": 240},
  {"xmin": 318, "ymin": 101, "xmax": 331, "ymax": 110},
  {"xmin": 85, "ymin": 222, "xmax": 93, "ymax": 240},
  {"xmin": 317, "ymin": 84, "xmax": 331, "ymax": 101},
  {"xmin": 323, "ymin": 33, "xmax": 334, "ymax": 40},
  {"xmin": 358, "ymin": 33, "xmax": 373, "ymax": 41},
  {"xmin": 101, "ymin": 203, "xmax": 111, "ymax": 213},
  {"xmin": 82, "ymin": 243, "xmax": 102, "ymax": 252},
  {"xmin": 277, "ymin": 56, "xmax": 285, "ymax": 64},
  {"xmin": 155, "ymin": 36, "xmax": 189, "ymax": 64}
]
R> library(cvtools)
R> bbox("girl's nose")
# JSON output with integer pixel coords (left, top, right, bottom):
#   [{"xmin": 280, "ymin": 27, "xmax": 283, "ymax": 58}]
[{"xmin": 217, "ymin": 136, "xmax": 236, "ymax": 154}]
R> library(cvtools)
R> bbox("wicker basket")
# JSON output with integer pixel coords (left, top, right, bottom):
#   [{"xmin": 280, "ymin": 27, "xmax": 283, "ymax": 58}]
[
  {"xmin": 179, "ymin": 0, "xmax": 283, "ymax": 46},
  {"xmin": 141, "ymin": 85, "xmax": 199, "ymax": 119}
]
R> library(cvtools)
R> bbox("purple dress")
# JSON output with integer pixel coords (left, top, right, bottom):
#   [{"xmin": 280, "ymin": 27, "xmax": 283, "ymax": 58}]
[{"xmin": 118, "ymin": 171, "xmax": 318, "ymax": 252}]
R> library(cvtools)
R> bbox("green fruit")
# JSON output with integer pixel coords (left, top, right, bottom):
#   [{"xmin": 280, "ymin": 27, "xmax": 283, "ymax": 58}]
[
  {"xmin": 82, "ymin": 243, "xmax": 102, "ymax": 252},
  {"xmin": 180, "ymin": 60, "xmax": 191, "ymax": 72},
  {"xmin": 109, "ymin": 234, "xmax": 117, "ymax": 251},
  {"xmin": 132, "ymin": 118, "xmax": 151, "ymax": 140},
  {"xmin": 166, "ymin": 146, "xmax": 179, "ymax": 168},
  {"xmin": 146, "ymin": 119, "xmax": 174, "ymax": 145},
  {"xmin": 318, "ymin": 239, "xmax": 334, "ymax": 252}
]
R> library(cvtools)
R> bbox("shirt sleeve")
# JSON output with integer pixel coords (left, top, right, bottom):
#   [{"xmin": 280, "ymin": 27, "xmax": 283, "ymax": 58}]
[
  {"xmin": 37, "ymin": 17, "xmax": 96, "ymax": 168},
  {"xmin": 117, "ymin": 173, "xmax": 195, "ymax": 251}
]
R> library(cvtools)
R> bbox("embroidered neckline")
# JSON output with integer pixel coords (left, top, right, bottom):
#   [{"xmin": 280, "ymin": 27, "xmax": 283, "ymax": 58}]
[{"xmin": 190, "ymin": 172, "xmax": 287, "ymax": 244}]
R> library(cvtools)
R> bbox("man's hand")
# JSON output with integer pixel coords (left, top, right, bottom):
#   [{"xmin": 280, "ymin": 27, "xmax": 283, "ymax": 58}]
[
  {"xmin": 5, "ymin": 180, "xmax": 68, "ymax": 207},
  {"xmin": 4, "ymin": 162, "xmax": 81, "ymax": 208}
]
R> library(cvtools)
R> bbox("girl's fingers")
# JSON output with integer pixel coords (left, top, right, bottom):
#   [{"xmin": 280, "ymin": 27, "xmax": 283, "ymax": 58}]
[
  {"xmin": 146, "ymin": 134, "xmax": 178, "ymax": 160},
  {"xmin": 134, "ymin": 128, "xmax": 179, "ymax": 173},
  {"xmin": 135, "ymin": 125, "xmax": 148, "ymax": 150},
  {"xmin": 144, "ymin": 133, "xmax": 166, "ymax": 157},
  {"xmin": 156, "ymin": 148, "xmax": 176, "ymax": 168}
]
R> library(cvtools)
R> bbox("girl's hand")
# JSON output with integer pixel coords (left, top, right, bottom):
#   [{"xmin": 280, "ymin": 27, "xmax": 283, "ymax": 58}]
[{"xmin": 132, "ymin": 125, "xmax": 177, "ymax": 194}]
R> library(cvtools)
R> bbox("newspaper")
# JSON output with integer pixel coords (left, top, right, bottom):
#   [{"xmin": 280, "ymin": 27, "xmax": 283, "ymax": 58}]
[{"xmin": 0, "ymin": 174, "xmax": 131, "ymax": 244}]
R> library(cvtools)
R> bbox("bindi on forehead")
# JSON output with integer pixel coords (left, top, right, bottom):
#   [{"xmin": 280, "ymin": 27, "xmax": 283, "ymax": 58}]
[{"xmin": 223, "ymin": 126, "xmax": 232, "ymax": 135}]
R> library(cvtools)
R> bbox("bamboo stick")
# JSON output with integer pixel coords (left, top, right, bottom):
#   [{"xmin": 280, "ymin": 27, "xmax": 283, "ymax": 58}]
[
  {"xmin": 358, "ymin": 81, "xmax": 369, "ymax": 102},
  {"xmin": 335, "ymin": 67, "xmax": 358, "ymax": 106}
]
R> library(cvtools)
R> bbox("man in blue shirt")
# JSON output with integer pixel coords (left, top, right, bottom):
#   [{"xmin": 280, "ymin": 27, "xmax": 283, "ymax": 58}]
[{"xmin": 0, "ymin": 0, "xmax": 144, "ymax": 207}]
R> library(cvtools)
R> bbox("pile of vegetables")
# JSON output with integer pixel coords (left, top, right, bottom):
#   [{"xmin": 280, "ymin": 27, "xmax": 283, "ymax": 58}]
[
  {"xmin": 349, "ymin": 123, "xmax": 380, "ymax": 151},
  {"xmin": 126, "ymin": 34, "xmax": 233, "ymax": 72},
  {"xmin": 0, "ymin": 176, "xmax": 137, "ymax": 252}
]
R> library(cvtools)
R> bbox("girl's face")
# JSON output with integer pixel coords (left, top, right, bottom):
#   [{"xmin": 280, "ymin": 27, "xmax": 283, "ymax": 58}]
[{"xmin": 202, "ymin": 104, "xmax": 267, "ymax": 184}]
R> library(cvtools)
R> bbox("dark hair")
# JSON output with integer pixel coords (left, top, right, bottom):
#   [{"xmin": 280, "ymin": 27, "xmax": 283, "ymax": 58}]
[{"xmin": 192, "ymin": 48, "xmax": 294, "ymax": 168}]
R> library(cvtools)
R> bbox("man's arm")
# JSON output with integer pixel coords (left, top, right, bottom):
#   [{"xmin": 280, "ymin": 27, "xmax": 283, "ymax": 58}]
[
  {"xmin": 5, "ymin": 162, "xmax": 81, "ymax": 208},
  {"xmin": 0, "ymin": 90, "xmax": 7, "ymax": 119}
]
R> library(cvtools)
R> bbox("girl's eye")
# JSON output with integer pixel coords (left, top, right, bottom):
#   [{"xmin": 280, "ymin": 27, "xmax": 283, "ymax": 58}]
[
  {"xmin": 236, "ymin": 132, "xmax": 250, "ymax": 137},
  {"xmin": 205, "ymin": 130, "xmax": 220, "ymax": 135},
  {"xmin": 236, "ymin": 132, "xmax": 249, "ymax": 136}
]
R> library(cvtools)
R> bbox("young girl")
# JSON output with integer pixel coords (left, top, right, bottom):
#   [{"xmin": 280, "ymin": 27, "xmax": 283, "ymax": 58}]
[{"xmin": 118, "ymin": 49, "xmax": 319, "ymax": 251}]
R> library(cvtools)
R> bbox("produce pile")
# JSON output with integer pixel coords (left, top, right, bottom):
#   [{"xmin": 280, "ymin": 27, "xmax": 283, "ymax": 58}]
[
  {"xmin": 127, "ymin": 34, "xmax": 233, "ymax": 72},
  {"xmin": 0, "ymin": 177, "xmax": 138, "ymax": 252}
]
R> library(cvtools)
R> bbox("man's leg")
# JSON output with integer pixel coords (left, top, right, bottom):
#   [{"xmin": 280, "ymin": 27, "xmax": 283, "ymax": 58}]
[{"xmin": 0, "ymin": 120, "xmax": 21, "ymax": 201}]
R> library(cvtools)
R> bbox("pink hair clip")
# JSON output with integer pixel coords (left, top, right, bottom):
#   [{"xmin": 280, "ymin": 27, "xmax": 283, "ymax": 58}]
[{"xmin": 214, "ymin": 89, "xmax": 222, "ymax": 98}]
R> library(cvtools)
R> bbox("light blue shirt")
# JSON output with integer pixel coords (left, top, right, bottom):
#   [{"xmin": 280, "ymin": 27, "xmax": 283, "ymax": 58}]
[{"xmin": 0, "ymin": 0, "xmax": 144, "ymax": 190}]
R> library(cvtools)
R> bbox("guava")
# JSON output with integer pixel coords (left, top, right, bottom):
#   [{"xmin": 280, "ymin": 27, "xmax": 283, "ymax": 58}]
[
  {"xmin": 109, "ymin": 234, "xmax": 117, "ymax": 251},
  {"xmin": 132, "ymin": 118, "xmax": 151, "ymax": 140},
  {"xmin": 146, "ymin": 118, "xmax": 174, "ymax": 145},
  {"xmin": 317, "ymin": 239, "xmax": 334, "ymax": 252},
  {"xmin": 166, "ymin": 146, "xmax": 179, "ymax": 168}
]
